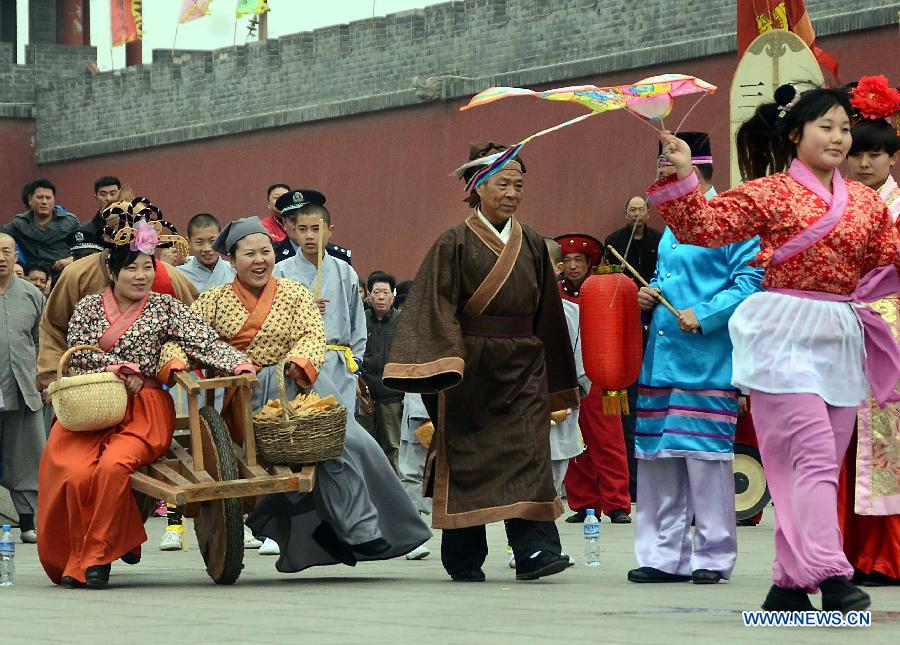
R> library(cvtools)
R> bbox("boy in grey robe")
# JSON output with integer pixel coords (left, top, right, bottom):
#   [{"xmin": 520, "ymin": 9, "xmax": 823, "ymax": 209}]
[{"xmin": 247, "ymin": 195, "xmax": 430, "ymax": 568}]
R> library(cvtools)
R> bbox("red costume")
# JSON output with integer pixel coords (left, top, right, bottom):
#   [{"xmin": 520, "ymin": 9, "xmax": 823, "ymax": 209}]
[
  {"xmin": 260, "ymin": 213, "xmax": 287, "ymax": 242},
  {"xmin": 554, "ymin": 233, "xmax": 631, "ymax": 517}
]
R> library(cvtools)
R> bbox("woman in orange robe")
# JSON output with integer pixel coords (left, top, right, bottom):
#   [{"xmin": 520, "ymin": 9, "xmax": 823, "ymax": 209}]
[{"xmin": 37, "ymin": 227, "xmax": 252, "ymax": 589}]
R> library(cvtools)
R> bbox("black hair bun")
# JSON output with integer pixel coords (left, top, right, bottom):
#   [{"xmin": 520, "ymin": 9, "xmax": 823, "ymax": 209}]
[{"xmin": 774, "ymin": 84, "xmax": 797, "ymax": 107}]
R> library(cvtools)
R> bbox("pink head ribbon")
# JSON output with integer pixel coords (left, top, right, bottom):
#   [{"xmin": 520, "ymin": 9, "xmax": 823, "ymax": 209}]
[
  {"xmin": 771, "ymin": 159, "xmax": 848, "ymax": 266},
  {"xmin": 130, "ymin": 219, "xmax": 160, "ymax": 255}
]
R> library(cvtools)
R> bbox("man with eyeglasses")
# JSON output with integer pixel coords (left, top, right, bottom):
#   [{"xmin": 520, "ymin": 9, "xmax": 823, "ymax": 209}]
[
  {"xmin": 605, "ymin": 196, "xmax": 662, "ymax": 286},
  {"xmin": 359, "ymin": 271, "xmax": 404, "ymax": 474}
]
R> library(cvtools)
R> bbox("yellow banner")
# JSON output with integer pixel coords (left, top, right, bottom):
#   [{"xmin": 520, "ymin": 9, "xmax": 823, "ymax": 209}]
[{"xmin": 235, "ymin": 0, "xmax": 269, "ymax": 18}]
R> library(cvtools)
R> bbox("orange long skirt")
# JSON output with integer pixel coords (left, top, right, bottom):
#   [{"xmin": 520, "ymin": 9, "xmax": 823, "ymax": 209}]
[
  {"xmin": 838, "ymin": 428, "xmax": 900, "ymax": 580},
  {"xmin": 37, "ymin": 388, "xmax": 175, "ymax": 584}
]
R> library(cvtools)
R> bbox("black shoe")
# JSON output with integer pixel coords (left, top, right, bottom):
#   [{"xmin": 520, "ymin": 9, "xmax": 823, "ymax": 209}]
[
  {"xmin": 565, "ymin": 510, "xmax": 587, "ymax": 524},
  {"xmin": 820, "ymin": 576, "xmax": 871, "ymax": 613},
  {"xmin": 516, "ymin": 551, "xmax": 570, "ymax": 581},
  {"xmin": 692, "ymin": 569, "xmax": 722, "ymax": 584},
  {"xmin": 350, "ymin": 537, "xmax": 392, "ymax": 557},
  {"xmin": 862, "ymin": 570, "xmax": 900, "ymax": 587},
  {"xmin": 761, "ymin": 585, "xmax": 816, "ymax": 611},
  {"xmin": 736, "ymin": 518, "xmax": 757, "ymax": 527},
  {"xmin": 450, "ymin": 567, "xmax": 486, "ymax": 582},
  {"xmin": 84, "ymin": 564, "xmax": 111, "ymax": 589},
  {"xmin": 120, "ymin": 552, "xmax": 141, "ymax": 565},
  {"xmin": 627, "ymin": 566, "xmax": 691, "ymax": 583},
  {"xmin": 609, "ymin": 509, "xmax": 632, "ymax": 524},
  {"xmin": 59, "ymin": 576, "xmax": 85, "ymax": 588}
]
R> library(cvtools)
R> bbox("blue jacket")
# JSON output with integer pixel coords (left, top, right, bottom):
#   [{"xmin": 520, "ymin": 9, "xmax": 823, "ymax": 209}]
[{"xmin": 640, "ymin": 226, "xmax": 762, "ymax": 390}]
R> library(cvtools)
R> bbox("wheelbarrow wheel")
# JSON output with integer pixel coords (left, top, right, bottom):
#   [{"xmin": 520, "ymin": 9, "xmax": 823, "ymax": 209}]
[{"xmin": 194, "ymin": 406, "xmax": 244, "ymax": 585}]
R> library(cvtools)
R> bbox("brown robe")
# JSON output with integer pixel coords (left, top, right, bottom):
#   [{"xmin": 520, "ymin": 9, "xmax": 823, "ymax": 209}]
[
  {"xmin": 383, "ymin": 213, "xmax": 579, "ymax": 529},
  {"xmin": 37, "ymin": 253, "xmax": 198, "ymax": 387}
]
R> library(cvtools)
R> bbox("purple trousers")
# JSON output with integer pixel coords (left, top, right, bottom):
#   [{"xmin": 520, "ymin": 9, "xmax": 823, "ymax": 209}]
[
  {"xmin": 750, "ymin": 390, "xmax": 856, "ymax": 592},
  {"xmin": 635, "ymin": 457, "xmax": 737, "ymax": 577}
]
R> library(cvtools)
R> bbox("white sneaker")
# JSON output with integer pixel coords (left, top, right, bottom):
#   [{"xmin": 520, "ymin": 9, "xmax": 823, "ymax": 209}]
[
  {"xmin": 159, "ymin": 528, "xmax": 183, "ymax": 551},
  {"xmin": 243, "ymin": 525, "xmax": 263, "ymax": 549},
  {"xmin": 405, "ymin": 544, "xmax": 430, "ymax": 560},
  {"xmin": 258, "ymin": 537, "xmax": 280, "ymax": 555},
  {"xmin": 20, "ymin": 529, "xmax": 37, "ymax": 544},
  {"xmin": 507, "ymin": 546, "xmax": 516, "ymax": 569}
]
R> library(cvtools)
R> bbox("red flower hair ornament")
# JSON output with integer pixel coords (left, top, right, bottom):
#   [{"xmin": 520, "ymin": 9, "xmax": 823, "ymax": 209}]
[{"xmin": 850, "ymin": 76, "xmax": 900, "ymax": 121}]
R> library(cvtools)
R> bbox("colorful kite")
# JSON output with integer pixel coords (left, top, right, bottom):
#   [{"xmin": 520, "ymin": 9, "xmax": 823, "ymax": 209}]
[
  {"xmin": 455, "ymin": 74, "xmax": 717, "ymax": 191},
  {"xmin": 179, "ymin": 0, "xmax": 213, "ymax": 24}
]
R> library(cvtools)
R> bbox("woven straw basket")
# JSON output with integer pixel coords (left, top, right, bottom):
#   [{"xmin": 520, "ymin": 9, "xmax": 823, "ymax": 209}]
[
  {"xmin": 253, "ymin": 360, "xmax": 347, "ymax": 465},
  {"xmin": 47, "ymin": 345, "xmax": 128, "ymax": 432}
]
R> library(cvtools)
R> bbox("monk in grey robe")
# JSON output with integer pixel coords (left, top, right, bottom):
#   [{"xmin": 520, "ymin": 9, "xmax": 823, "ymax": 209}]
[
  {"xmin": 0, "ymin": 233, "xmax": 46, "ymax": 543},
  {"xmin": 239, "ymin": 199, "xmax": 430, "ymax": 570}
]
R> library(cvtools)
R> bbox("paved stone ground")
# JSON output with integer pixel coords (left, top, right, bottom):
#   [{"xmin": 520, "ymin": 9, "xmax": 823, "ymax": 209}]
[{"xmin": 3, "ymin": 509, "xmax": 898, "ymax": 644}]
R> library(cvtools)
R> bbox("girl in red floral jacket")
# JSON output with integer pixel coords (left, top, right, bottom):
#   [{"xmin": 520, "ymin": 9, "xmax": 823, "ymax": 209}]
[{"xmin": 648, "ymin": 83, "xmax": 900, "ymax": 614}]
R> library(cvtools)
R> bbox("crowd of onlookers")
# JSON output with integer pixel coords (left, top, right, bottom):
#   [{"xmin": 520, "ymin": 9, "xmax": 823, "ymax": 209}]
[{"xmin": 0, "ymin": 173, "xmax": 658, "ymax": 544}]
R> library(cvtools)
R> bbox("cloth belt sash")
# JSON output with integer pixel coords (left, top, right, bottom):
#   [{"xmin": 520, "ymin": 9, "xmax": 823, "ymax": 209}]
[
  {"xmin": 460, "ymin": 313, "xmax": 532, "ymax": 338},
  {"xmin": 327, "ymin": 345, "xmax": 358, "ymax": 373},
  {"xmin": 769, "ymin": 265, "xmax": 900, "ymax": 407}
]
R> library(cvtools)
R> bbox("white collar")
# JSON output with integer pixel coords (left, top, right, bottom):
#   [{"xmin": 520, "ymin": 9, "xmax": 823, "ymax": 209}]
[
  {"xmin": 475, "ymin": 207, "xmax": 512, "ymax": 244},
  {"xmin": 704, "ymin": 185, "xmax": 717, "ymax": 200}
]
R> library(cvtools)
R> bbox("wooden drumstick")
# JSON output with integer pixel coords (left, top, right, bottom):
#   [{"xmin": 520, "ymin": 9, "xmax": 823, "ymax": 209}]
[
  {"xmin": 605, "ymin": 245, "xmax": 680, "ymax": 317},
  {"xmin": 316, "ymin": 218, "xmax": 324, "ymax": 299}
]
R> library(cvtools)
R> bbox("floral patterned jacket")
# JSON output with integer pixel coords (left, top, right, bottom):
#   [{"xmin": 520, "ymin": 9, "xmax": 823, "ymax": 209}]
[{"xmin": 66, "ymin": 290, "xmax": 250, "ymax": 379}]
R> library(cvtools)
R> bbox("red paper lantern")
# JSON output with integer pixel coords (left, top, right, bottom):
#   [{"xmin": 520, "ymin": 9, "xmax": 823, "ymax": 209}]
[{"xmin": 579, "ymin": 266, "xmax": 643, "ymax": 415}]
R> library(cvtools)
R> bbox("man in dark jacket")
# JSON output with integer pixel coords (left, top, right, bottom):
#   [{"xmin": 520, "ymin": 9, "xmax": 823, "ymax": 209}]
[
  {"xmin": 604, "ymin": 195, "xmax": 662, "ymax": 286},
  {"xmin": 2, "ymin": 179, "xmax": 79, "ymax": 275},
  {"xmin": 74, "ymin": 176, "xmax": 121, "ymax": 247},
  {"xmin": 359, "ymin": 270, "xmax": 403, "ymax": 475}
]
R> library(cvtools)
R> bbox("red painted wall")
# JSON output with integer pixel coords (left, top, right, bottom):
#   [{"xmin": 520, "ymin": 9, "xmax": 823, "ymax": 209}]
[
  {"xmin": 0, "ymin": 119, "xmax": 38, "ymax": 219},
  {"xmin": 14, "ymin": 26, "xmax": 899, "ymax": 280}
]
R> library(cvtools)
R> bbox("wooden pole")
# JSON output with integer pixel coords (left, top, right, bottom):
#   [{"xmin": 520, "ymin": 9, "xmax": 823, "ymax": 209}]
[
  {"xmin": 258, "ymin": 11, "xmax": 268, "ymax": 41},
  {"xmin": 315, "ymin": 219, "xmax": 324, "ymax": 299},
  {"xmin": 605, "ymin": 245, "xmax": 680, "ymax": 317}
]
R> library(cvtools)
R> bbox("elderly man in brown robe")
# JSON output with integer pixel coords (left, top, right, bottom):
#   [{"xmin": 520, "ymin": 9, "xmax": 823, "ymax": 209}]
[{"xmin": 383, "ymin": 143, "xmax": 579, "ymax": 582}]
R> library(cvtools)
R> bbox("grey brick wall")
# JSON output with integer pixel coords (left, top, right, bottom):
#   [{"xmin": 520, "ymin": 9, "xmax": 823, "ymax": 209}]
[
  {"xmin": 0, "ymin": 0, "xmax": 893, "ymax": 162},
  {"xmin": 28, "ymin": 0, "xmax": 56, "ymax": 45}
]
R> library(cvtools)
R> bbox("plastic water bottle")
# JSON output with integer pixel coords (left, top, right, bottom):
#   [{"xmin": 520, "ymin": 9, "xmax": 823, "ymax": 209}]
[
  {"xmin": 583, "ymin": 509, "xmax": 600, "ymax": 567},
  {"xmin": 0, "ymin": 524, "xmax": 14, "ymax": 587}
]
